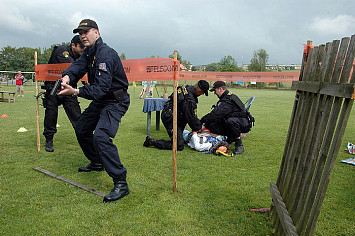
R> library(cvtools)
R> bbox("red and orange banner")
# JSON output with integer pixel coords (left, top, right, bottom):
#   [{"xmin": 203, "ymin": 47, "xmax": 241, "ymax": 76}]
[
  {"xmin": 35, "ymin": 58, "xmax": 301, "ymax": 83},
  {"xmin": 123, "ymin": 58, "xmax": 178, "ymax": 81},
  {"xmin": 35, "ymin": 63, "xmax": 88, "ymax": 82},
  {"xmin": 179, "ymin": 71, "xmax": 300, "ymax": 82}
]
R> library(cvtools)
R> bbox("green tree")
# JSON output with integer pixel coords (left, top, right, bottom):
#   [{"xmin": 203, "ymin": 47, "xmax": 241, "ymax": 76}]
[
  {"xmin": 0, "ymin": 46, "xmax": 16, "ymax": 71},
  {"xmin": 205, "ymin": 55, "xmax": 243, "ymax": 72},
  {"xmin": 205, "ymin": 62, "xmax": 219, "ymax": 71},
  {"xmin": 120, "ymin": 53, "xmax": 126, "ymax": 60},
  {"xmin": 168, "ymin": 51, "xmax": 191, "ymax": 70},
  {"xmin": 218, "ymin": 55, "xmax": 242, "ymax": 72},
  {"xmin": 249, "ymin": 49, "xmax": 269, "ymax": 72}
]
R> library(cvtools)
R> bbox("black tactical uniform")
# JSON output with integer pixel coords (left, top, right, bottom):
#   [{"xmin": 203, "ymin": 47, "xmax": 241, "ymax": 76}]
[
  {"xmin": 150, "ymin": 84, "xmax": 203, "ymax": 151},
  {"xmin": 63, "ymin": 35, "xmax": 130, "ymax": 202},
  {"xmin": 201, "ymin": 90, "xmax": 250, "ymax": 145},
  {"xmin": 43, "ymin": 44, "xmax": 82, "ymax": 152}
]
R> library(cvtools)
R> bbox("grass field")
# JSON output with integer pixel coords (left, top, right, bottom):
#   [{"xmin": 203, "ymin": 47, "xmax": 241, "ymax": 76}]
[{"xmin": 0, "ymin": 84, "xmax": 354, "ymax": 235}]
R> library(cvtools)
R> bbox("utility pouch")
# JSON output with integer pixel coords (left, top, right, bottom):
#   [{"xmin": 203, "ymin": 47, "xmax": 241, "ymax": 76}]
[{"xmin": 112, "ymin": 89, "xmax": 127, "ymax": 101}]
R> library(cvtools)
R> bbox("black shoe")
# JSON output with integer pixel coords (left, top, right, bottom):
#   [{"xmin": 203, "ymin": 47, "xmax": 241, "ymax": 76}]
[
  {"xmin": 78, "ymin": 163, "xmax": 104, "ymax": 172},
  {"xmin": 45, "ymin": 140, "xmax": 54, "ymax": 152},
  {"xmin": 234, "ymin": 145, "xmax": 244, "ymax": 155},
  {"xmin": 143, "ymin": 135, "xmax": 155, "ymax": 147},
  {"xmin": 103, "ymin": 181, "xmax": 130, "ymax": 203}
]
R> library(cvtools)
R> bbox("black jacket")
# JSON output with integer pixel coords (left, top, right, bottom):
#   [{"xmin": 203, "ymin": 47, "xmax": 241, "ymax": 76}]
[
  {"xmin": 165, "ymin": 85, "xmax": 202, "ymax": 131},
  {"xmin": 46, "ymin": 44, "xmax": 79, "ymax": 88},
  {"xmin": 201, "ymin": 90, "xmax": 246, "ymax": 124},
  {"xmin": 48, "ymin": 44, "xmax": 77, "ymax": 64},
  {"xmin": 63, "ymin": 37, "xmax": 128, "ymax": 102}
]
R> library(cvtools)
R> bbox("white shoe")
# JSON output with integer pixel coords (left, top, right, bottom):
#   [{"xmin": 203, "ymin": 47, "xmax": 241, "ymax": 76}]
[
  {"xmin": 22, "ymin": 95, "xmax": 24, "ymax": 97},
  {"xmin": 17, "ymin": 95, "xmax": 20, "ymax": 97}
]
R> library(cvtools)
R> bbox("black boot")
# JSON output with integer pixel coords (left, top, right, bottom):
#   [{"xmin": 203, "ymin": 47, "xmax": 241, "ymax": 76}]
[
  {"xmin": 78, "ymin": 163, "xmax": 104, "ymax": 172},
  {"xmin": 143, "ymin": 135, "xmax": 156, "ymax": 147},
  {"xmin": 234, "ymin": 139, "xmax": 244, "ymax": 155},
  {"xmin": 45, "ymin": 139, "xmax": 54, "ymax": 152},
  {"xmin": 103, "ymin": 180, "xmax": 130, "ymax": 203}
]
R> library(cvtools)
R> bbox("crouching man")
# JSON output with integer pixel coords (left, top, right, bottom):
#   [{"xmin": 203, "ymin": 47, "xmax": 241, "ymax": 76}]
[
  {"xmin": 201, "ymin": 81, "xmax": 251, "ymax": 155},
  {"xmin": 143, "ymin": 80, "xmax": 209, "ymax": 151}
]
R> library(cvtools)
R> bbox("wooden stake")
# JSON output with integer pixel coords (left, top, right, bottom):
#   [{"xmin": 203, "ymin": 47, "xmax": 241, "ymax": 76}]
[
  {"xmin": 32, "ymin": 166, "xmax": 106, "ymax": 197},
  {"xmin": 35, "ymin": 51, "xmax": 40, "ymax": 151},
  {"xmin": 173, "ymin": 51, "xmax": 178, "ymax": 192}
]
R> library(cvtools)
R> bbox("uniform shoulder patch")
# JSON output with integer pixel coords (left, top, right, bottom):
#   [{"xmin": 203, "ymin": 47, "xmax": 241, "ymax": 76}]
[
  {"xmin": 62, "ymin": 51, "xmax": 69, "ymax": 58},
  {"xmin": 99, "ymin": 63, "xmax": 107, "ymax": 71}
]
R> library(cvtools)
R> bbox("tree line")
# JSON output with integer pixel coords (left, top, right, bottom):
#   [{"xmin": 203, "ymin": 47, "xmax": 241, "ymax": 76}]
[
  {"xmin": 0, "ymin": 43, "xmax": 269, "ymax": 72},
  {"xmin": 0, "ymin": 43, "xmax": 65, "ymax": 72}
]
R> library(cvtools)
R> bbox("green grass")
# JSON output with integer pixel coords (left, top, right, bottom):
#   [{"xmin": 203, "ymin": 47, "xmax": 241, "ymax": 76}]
[{"xmin": 0, "ymin": 84, "xmax": 354, "ymax": 235}]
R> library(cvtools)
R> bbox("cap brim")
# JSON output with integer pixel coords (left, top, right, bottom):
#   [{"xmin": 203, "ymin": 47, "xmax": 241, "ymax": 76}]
[
  {"xmin": 73, "ymin": 26, "xmax": 93, "ymax": 33},
  {"xmin": 209, "ymin": 87, "xmax": 215, "ymax": 92}
]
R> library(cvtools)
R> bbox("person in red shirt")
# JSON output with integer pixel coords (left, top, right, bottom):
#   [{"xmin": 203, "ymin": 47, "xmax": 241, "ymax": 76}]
[{"xmin": 15, "ymin": 71, "xmax": 24, "ymax": 97}]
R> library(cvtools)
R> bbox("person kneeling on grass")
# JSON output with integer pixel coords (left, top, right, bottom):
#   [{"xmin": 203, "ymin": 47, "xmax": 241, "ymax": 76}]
[
  {"xmin": 143, "ymin": 80, "xmax": 209, "ymax": 151},
  {"xmin": 201, "ymin": 81, "xmax": 253, "ymax": 155}
]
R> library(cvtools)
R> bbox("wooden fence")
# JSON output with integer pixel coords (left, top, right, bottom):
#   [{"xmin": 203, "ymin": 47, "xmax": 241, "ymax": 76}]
[{"xmin": 270, "ymin": 35, "xmax": 355, "ymax": 235}]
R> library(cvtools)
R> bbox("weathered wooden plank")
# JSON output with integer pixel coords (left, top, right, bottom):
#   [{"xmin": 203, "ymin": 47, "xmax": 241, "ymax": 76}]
[
  {"xmin": 279, "ymin": 93, "xmax": 307, "ymax": 195},
  {"xmin": 303, "ymin": 47, "xmax": 316, "ymax": 82},
  {"xmin": 351, "ymin": 66, "xmax": 355, "ymax": 83},
  {"xmin": 32, "ymin": 166, "xmax": 106, "ymax": 197},
  {"xmin": 340, "ymin": 34, "xmax": 355, "ymax": 83},
  {"xmin": 283, "ymin": 92, "xmax": 312, "ymax": 205},
  {"xmin": 306, "ymin": 98, "xmax": 354, "ymax": 235},
  {"xmin": 273, "ymin": 92, "xmax": 305, "ymax": 233},
  {"xmin": 292, "ymin": 81, "xmax": 355, "ymax": 98},
  {"xmin": 319, "ymin": 43, "xmax": 332, "ymax": 82},
  {"xmin": 287, "ymin": 44, "xmax": 327, "ymax": 216},
  {"xmin": 331, "ymin": 37, "xmax": 350, "ymax": 82},
  {"xmin": 272, "ymin": 92, "xmax": 301, "ymax": 230},
  {"xmin": 324, "ymin": 40, "xmax": 340, "ymax": 82},
  {"xmin": 309, "ymin": 47, "xmax": 320, "ymax": 82},
  {"xmin": 270, "ymin": 183, "xmax": 299, "ymax": 236},
  {"xmin": 287, "ymin": 95, "xmax": 320, "ymax": 216},
  {"xmin": 298, "ymin": 93, "xmax": 343, "ymax": 234}
]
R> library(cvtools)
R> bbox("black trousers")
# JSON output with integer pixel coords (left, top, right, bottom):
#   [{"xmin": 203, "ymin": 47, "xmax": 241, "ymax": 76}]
[
  {"xmin": 43, "ymin": 93, "xmax": 81, "ymax": 140},
  {"xmin": 205, "ymin": 117, "xmax": 249, "ymax": 144},
  {"xmin": 153, "ymin": 107, "xmax": 185, "ymax": 151},
  {"xmin": 75, "ymin": 95, "xmax": 130, "ymax": 182}
]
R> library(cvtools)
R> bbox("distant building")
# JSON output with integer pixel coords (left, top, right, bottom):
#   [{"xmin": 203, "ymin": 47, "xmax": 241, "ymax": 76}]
[
  {"xmin": 241, "ymin": 64, "xmax": 301, "ymax": 71},
  {"xmin": 191, "ymin": 64, "xmax": 301, "ymax": 71}
]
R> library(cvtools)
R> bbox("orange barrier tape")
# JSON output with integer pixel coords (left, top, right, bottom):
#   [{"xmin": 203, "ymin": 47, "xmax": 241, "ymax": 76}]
[
  {"xmin": 179, "ymin": 71, "xmax": 300, "ymax": 83},
  {"xmin": 35, "ymin": 63, "xmax": 87, "ymax": 81},
  {"xmin": 123, "ymin": 58, "xmax": 179, "ymax": 81},
  {"xmin": 35, "ymin": 58, "xmax": 300, "ymax": 83},
  {"xmin": 35, "ymin": 58, "xmax": 178, "ymax": 82}
]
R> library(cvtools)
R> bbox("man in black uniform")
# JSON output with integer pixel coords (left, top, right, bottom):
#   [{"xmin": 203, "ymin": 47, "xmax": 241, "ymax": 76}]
[
  {"xmin": 58, "ymin": 19, "xmax": 130, "ymax": 203},
  {"xmin": 143, "ymin": 80, "xmax": 209, "ymax": 151},
  {"xmin": 201, "ymin": 81, "xmax": 250, "ymax": 155},
  {"xmin": 43, "ymin": 35, "xmax": 85, "ymax": 152}
]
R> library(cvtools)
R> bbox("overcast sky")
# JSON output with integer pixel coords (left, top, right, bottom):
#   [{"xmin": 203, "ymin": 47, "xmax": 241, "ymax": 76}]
[{"xmin": 1, "ymin": 0, "xmax": 354, "ymax": 66}]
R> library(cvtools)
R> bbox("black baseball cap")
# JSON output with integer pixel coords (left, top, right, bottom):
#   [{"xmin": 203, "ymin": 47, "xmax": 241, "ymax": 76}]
[
  {"xmin": 210, "ymin": 81, "xmax": 226, "ymax": 91},
  {"xmin": 71, "ymin": 35, "xmax": 84, "ymax": 47},
  {"xmin": 73, "ymin": 19, "xmax": 99, "ymax": 33},
  {"xmin": 198, "ymin": 80, "xmax": 209, "ymax": 96}
]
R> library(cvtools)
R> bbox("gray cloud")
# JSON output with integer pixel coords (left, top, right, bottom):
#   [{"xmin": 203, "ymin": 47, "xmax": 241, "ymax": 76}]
[{"xmin": 1, "ymin": 0, "xmax": 354, "ymax": 66}]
